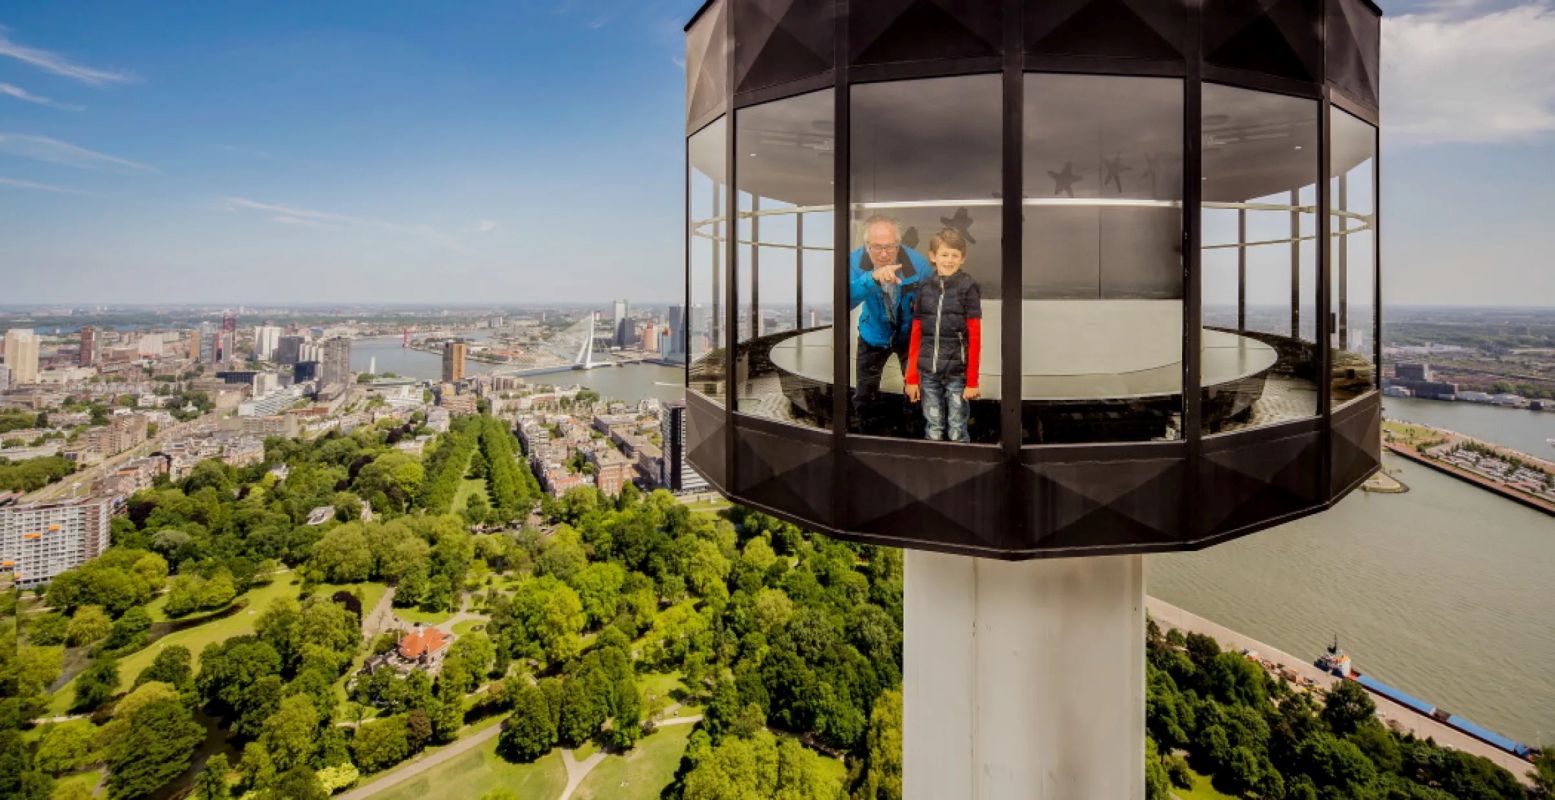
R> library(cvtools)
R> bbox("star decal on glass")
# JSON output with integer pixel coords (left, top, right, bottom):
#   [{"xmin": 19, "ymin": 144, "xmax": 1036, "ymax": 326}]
[
  {"xmin": 1103, "ymin": 154, "xmax": 1132, "ymax": 194},
  {"xmin": 1048, "ymin": 162, "xmax": 1082, "ymax": 198},
  {"xmin": 940, "ymin": 207, "xmax": 976, "ymax": 244}
]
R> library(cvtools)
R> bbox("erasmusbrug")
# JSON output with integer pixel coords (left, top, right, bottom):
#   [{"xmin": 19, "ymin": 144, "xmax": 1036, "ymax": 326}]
[{"xmin": 487, "ymin": 311, "xmax": 612, "ymax": 377}]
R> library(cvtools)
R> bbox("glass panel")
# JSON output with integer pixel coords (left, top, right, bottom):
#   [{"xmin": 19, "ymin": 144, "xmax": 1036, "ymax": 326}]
[
  {"xmin": 1201, "ymin": 83, "xmax": 1321, "ymax": 435},
  {"xmin": 734, "ymin": 89, "xmax": 835, "ymax": 429},
  {"xmin": 1022, "ymin": 73, "xmax": 1183, "ymax": 444},
  {"xmin": 688, "ymin": 117, "xmax": 728, "ymax": 405},
  {"xmin": 850, "ymin": 75, "xmax": 1002, "ymax": 443},
  {"xmin": 1330, "ymin": 109, "xmax": 1378, "ymax": 407}
]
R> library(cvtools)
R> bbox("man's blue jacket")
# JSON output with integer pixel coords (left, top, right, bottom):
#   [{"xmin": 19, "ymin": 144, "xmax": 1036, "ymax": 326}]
[{"xmin": 848, "ymin": 245, "xmax": 932, "ymax": 349}]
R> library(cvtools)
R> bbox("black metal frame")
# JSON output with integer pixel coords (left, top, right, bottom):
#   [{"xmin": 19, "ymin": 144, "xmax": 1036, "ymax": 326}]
[{"xmin": 685, "ymin": 0, "xmax": 1383, "ymax": 559}]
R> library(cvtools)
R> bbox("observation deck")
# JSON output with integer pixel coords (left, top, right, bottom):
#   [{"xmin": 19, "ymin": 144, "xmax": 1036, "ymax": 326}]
[{"xmin": 683, "ymin": 0, "xmax": 1383, "ymax": 559}]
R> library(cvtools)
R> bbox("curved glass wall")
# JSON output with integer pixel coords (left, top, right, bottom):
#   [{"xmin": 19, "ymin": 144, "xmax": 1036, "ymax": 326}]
[
  {"xmin": 688, "ymin": 117, "xmax": 728, "ymax": 404},
  {"xmin": 849, "ymin": 74, "xmax": 1003, "ymax": 444},
  {"xmin": 1200, "ymin": 84, "xmax": 1320, "ymax": 435},
  {"xmin": 734, "ymin": 90, "xmax": 835, "ymax": 428},
  {"xmin": 1330, "ymin": 108, "xmax": 1378, "ymax": 407},
  {"xmin": 1022, "ymin": 73, "xmax": 1184, "ymax": 444}
]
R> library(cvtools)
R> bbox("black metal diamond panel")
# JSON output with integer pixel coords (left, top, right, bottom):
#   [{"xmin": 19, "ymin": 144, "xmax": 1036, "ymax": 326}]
[
  {"xmin": 847, "ymin": 447, "xmax": 1009, "ymax": 551},
  {"xmin": 1327, "ymin": 0, "xmax": 1380, "ymax": 110},
  {"xmin": 850, "ymin": 0, "xmax": 1004, "ymax": 65},
  {"xmin": 1026, "ymin": 0, "xmax": 1188, "ymax": 62},
  {"xmin": 1331, "ymin": 394, "xmax": 1381, "ymax": 495},
  {"xmin": 1024, "ymin": 453, "xmax": 1185, "ymax": 550},
  {"xmin": 1203, "ymin": 0, "xmax": 1323, "ymax": 84},
  {"xmin": 735, "ymin": 0, "xmax": 834, "ymax": 93},
  {"xmin": 687, "ymin": 0, "xmax": 729, "ymax": 132},
  {"xmin": 1197, "ymin": 428, "xmax": 1321, "ymax": 537},
  {"xmin": 686, "ymin": 392, "xmax": 729, "ymax": 490},
  {"xmin": 735, "ymin": 419, "xmax": 834, "ymax": 526}
]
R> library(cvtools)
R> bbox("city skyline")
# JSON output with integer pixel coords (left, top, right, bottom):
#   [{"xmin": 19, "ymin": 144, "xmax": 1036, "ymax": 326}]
[{"xmin": 2, "ymin": 0, "xmax": 1554, "ymax": 307}]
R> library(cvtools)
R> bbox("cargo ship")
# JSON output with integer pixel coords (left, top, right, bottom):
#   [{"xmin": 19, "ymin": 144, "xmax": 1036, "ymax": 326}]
[{"xmin": 1316, "ymin": 639, "xmax": 1535, "ymax": 761}]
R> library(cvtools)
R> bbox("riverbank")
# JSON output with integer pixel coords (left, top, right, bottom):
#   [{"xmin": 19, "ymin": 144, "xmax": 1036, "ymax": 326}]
[
  {"xmin": 1382, "ymin": 420, "xmax": 1555, "ymax": 517},
  {"xmin": 1145, "ymin": 597, "xmax": 1537, "ymax": 785}
]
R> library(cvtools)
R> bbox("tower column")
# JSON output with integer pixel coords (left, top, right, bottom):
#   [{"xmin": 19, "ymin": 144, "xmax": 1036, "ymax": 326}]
[{"xmin": 903, "ymin": 550, "xmax": 1145, "ymax": 800}]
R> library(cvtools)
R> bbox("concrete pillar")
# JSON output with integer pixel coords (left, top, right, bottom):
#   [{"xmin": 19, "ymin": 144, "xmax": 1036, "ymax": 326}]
[{"xmin": 903, "ymin": 550, "xmax": 1145, "ymax": 800}]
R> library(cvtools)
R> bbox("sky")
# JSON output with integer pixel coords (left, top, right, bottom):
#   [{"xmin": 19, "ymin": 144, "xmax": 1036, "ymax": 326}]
[{"xmin": 0, "ymin": 0, "xmax": 1553, "ymax": 306}]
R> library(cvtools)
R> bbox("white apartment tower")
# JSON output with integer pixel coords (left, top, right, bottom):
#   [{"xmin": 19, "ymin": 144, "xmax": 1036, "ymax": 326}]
[{"xmin": 2, "ymin": 496, "xmax": 114, "ymax": 587}]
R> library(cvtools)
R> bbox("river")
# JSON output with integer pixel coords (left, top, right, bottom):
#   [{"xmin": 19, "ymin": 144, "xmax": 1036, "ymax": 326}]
[
  {"xmin": 344, "ymin": 340, "xmax": 1555, "ymax": 747},
  {"xmin": 349, "ymin": 335, "xmax": 687, "ymax": 404}
]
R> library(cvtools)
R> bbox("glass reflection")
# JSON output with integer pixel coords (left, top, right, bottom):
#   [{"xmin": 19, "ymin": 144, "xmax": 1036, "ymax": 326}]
[
  {"xmin": 733, "ymin": 90, "xmax": 835, "ymax": 428},
  {"xmin": 849, "ymin": 74, "xmax": 1003, "ymax": 443},
  {"xmin": 1330, "ymin": 109, "xmax": 1378, "ymax": 407},
  {"xmin": 1022, "ymin": 73, "xmax": 1183, "ymax": 444},
  {"xmin": 688, "ymin": 118, "xmax": 727, "ymax": 404},
  {"xmin": 1200, "ymin": 83, "xmax": 1320, "ymax": 434}
]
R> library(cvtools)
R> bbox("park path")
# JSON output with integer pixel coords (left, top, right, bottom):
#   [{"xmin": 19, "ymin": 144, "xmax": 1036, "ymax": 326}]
[
  {"xmin": 336, "ymin": 722, "xmax": 502, "ymax": 800},
  {"xmin": 556, "ymin": 714, "xmax": 704, "ymax": 800},
  {"xmin": 361, "ymin": 586, "xmax": 398, "ymax": 641}
]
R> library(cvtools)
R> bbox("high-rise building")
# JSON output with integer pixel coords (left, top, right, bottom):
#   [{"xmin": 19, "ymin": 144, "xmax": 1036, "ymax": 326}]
[
  {"xmin": 320, "ymin": 337, "xmax": 352, "ymax": 389},
  {"xmin": 276, "ymin": 335, "xmax": 305, "ymax": 366},
  {"xmin": 2, "ymin": 496, "xmax": 114, "ymax": 587},
  {"xmin": 254, "ymin": 325, "xmax": 282, "ymax": 361},
  {"xmin": 659, "ymin": 401, "xmax": 708, "ymax": 493},
  {"xmin": 665, "ymin": 304, "xmax": 686, "ymax": 361},
  {"xmin": 197, "ymin": 323, "xmax": 217, "ymax": 363},
  {"xmin": 78, "ymin": 325, "xmax": 97, "ymax": 367},
  {"xmin": 643, "ymin": 323, "xmax": 660, "ymax": 354},
  {"xmin": 0, "ymin": 364, "xmax": 10, "ymax": 390},
  {"xmin": 442, "ymin": 339, "xmax": 467, "ymax": 383},
  {"xmin": 3, "ymin": 329, "xmax": 40, "ymax": 385},
  {"xmin": 613, "ymin": 299, "xmax": 631, "ymax": 347}
]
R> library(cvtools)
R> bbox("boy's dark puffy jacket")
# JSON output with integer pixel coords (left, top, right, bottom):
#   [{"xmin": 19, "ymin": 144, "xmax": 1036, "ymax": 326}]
[{"xmin": 905, "ymin": 271, "xmax": 983, "ymax": 388}]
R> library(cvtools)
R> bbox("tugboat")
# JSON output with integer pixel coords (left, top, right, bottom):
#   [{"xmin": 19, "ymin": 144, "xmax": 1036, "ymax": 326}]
[{"xmin": 1315, "ymin": 636, "xmax": 1353, "ymax": 677}]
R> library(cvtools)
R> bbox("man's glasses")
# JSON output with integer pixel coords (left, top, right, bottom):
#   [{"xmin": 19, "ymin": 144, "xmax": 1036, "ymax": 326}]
[{"xmin": 866, "ymin": 243, "xmax": 900, "ymax": 254}]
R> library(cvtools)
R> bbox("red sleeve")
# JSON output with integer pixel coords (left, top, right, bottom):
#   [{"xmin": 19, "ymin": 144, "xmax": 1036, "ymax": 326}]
[
  {"xmin": 965, "ymin": 317, "xmax": 981, "ymax": 389},
  {"xmin": 905, "ymin": 319, "xmax": 922, "ymax": 386}
]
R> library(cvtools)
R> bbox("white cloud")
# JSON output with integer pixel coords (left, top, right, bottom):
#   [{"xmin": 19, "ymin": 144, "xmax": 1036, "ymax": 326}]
[
  {"xmin": 1384, "ymin": 2, "xmax": 1555, "ymax": 145},
  {"xmin": 472, "ymin": 219, "xmax": 498, "ymax": 233},
  {"xmin": 224, "ymin": 196, "xmax": 469, "ymax": 251},
  {"xmin": 0, "ymin": 27, "xmax": 138, "ymax": 86},
  {"xmin": 0, "ymin": 133, "xmax": 156, "ymax": 172},
  {"xmin": 0, "ymin": 176, "xmax": 96, "ymax": 196},
  {"xmin": 0, "ymin": 82, "xmax": 83, "ymax": 111}
]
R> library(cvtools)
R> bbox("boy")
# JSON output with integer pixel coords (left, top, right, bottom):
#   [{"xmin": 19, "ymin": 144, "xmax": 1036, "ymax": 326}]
[{"xmin": 904, "ymin": 227, "xmax": 982, "ymax": 442}]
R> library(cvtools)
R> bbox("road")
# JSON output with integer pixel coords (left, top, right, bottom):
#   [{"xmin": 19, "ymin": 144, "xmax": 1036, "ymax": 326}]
[{"xmin": 337, "ymin": 722, "xmax": 503, "ymax": 800}]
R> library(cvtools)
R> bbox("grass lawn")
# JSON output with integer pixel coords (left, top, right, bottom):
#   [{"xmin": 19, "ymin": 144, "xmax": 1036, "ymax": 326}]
[
  {"xmin": 639, "ymin": 671, "xmax": 688, "ymax": 712},
  {"xmin": 313, "ymin": 581, "xmax": 389, "ymax": 616},
  {"xmin": 366, "ymin": 737, "xmax": 566, "ymax": 800},
  {"xmin": 452, "ymin": 477, "xmax": 489, "ymax": 513},
  {"xmin": 1173, "ymin": 765, "xmax": 1238, "ymax": 800},
  {"xmin": 51, "ymin": 769, "xmax": 102, "ymax": 797},
  {"xmin": 452, "ymin": 619, "xmax": 485, "ymax": 638},
  {"xmin": 48, "ymin": 578, "xmax": 301, "ymax": 716},
  {"xmin": 573, "ymin": 723, "xmax": 692, "ymax": 800},
  {"xmin": 394, "ymin": 606, "xmax": 455, "ymax": 627},
  {"xmin": 682, "ymin": 498, "xmax": 731, "ymax": 514}
]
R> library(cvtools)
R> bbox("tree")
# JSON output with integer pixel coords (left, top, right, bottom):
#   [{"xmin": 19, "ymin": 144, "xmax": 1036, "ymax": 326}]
[
  {"xmin": 1321, "ymin": 680, "xmax": 1377, "ymax": 736},
  {"xmin": 105, "ymin": 606, "xmax": 152, "ymax": 651},
  {"xmin": 34, "ymin": 721, "xmax": 96, "ymax": 775},
  {"xmin": 72, "ymin": 656, "xmax": 120, "ymax": 713},
  {"xmin": 351, "ymin": 716, "xmax": 410, "ymax": 772},
  {"xmin": 106, "ymin": 698, "xmax": 204, "ymax": 800},
  {"xmin": 66, "ymin": 605, "xmax": 112, "ymax": 647},
  {"xmin": 260, "ymin": 695, "xmax": 319, "ymax": 772},
  {"xmin": 857, "ymin": 690, "xmax": 902, "ymax": 800},
  {"xmin": 310, "ymin": 523, "xmax": 374, "ymax": 583},
  {"xmin": 267, "ymin": 765, "xmax": 327, "ymax": 800},
  {"xmin": 683, "ymin": 730, "xmax": 841, "ymax": 800},
  {"xmin": 195, "ymin": 753, "xmax": 233, "ymax": 800},
  {"xmin": 499, "ymin": 684, "xmax": 558, "ymax": 763},
  {"xmin": 137, "ymin": 644, "xmax": 195, "ymax": 687},
  {"xmin": 557, "ymin": 675, "xmax": 606, "ymax": 747}
]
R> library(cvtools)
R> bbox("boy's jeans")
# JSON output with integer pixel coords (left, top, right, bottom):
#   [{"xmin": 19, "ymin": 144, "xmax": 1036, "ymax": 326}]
[{"xmin": 920, "ymin": 372, "xmax": 969, "ymax": 442}]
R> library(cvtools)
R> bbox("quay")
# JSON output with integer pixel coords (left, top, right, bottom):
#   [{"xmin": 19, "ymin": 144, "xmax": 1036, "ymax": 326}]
[
  {"xmin": 1381, "ymin": 421, "xmax": 1555, "ymax": 518},
  {"xmin": 1145, "ymin": 596, "xmax": 1538, "ymax": 785}
]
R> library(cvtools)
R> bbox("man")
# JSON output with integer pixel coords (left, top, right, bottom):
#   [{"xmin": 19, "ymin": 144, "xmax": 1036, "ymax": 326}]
[{"xmin": 849, "ymin": 215, "xmax": 931, "ymax": 435}]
